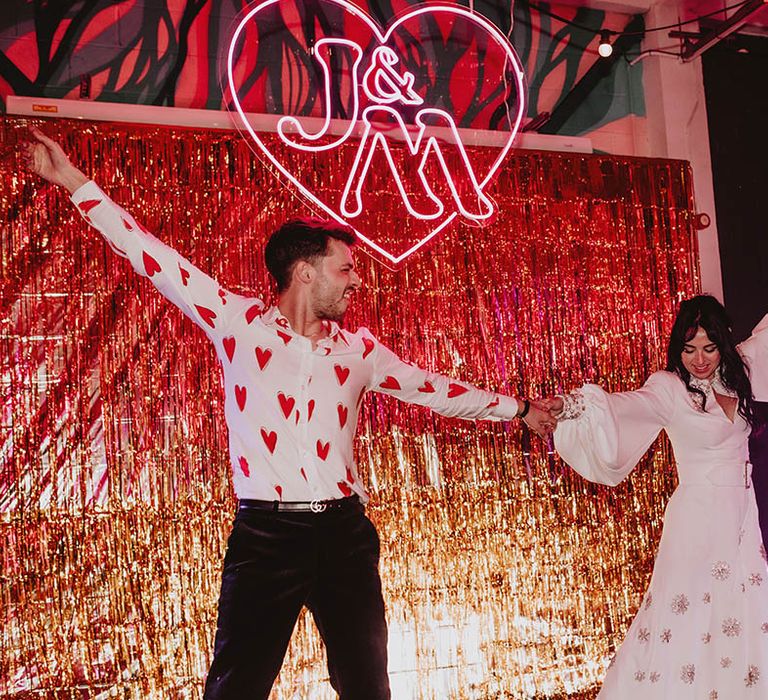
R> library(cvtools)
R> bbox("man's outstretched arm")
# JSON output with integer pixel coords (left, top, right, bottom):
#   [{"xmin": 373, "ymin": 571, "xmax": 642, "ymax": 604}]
[
  {"xmin": 25, "ymin": 127, "xmax": 89, "ymax": 193},
  {"xmin": 366, "ymin": 331, "xmax": 556, "ymax": 437},
  {"xmin": 23, "ymin": 128, "xmax": 262, "ymax": 340}
]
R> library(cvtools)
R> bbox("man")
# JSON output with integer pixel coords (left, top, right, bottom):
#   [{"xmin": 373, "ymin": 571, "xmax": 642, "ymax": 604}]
[{"xmin": 24, "ymin": 127, "xmax": 555, "ymax": 699}]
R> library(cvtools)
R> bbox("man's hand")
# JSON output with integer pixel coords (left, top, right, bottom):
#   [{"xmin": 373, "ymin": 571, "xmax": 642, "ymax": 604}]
[
  {"xmin": 23, "ymin": 127, "xmax": 89, "ymax": 193},
  {"xmin": 523, "ymin": 401, "xmax": 558, "ymax": 438}
]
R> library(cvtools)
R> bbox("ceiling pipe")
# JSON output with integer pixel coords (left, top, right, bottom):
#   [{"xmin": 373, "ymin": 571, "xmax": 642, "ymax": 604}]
[{"xmin": 680, "ymin": 0, "xmax": 768, "ymax": 61}]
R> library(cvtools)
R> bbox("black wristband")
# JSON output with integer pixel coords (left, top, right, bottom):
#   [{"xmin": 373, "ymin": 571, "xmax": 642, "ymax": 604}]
[{"xmin": 518, "ymin": 399, "xmax": 530, "ymax": 419}]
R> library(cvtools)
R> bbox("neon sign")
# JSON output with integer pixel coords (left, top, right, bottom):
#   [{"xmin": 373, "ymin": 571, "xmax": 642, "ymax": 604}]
[{"xmin": 227, "ymin": 0, "xmax": 526, "ymax": 267}]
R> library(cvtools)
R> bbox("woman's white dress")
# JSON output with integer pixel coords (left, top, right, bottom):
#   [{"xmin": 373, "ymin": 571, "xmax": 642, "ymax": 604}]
[{"xmin": 554, "ymin": 318, "xmax": 768, "ymax": 699}]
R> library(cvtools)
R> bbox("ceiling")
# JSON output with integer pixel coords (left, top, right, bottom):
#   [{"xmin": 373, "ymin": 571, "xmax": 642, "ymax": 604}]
[
  {"xmin": 681, "ymin": 0, "xmax": 768, "ymax": 31},
  {"xmin": 556, "ymin": 0, "xmax": 768, "ymax": 31}
]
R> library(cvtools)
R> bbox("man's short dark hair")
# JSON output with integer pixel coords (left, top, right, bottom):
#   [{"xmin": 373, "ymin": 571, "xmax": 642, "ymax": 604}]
[{"xmin": 264, "ymin": 218, "xmax": 357, "ymax": 293}]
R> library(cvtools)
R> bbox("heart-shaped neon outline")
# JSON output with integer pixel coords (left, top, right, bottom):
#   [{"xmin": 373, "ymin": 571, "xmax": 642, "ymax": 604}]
[{"xmin": 227, "ymin": 0, "xmax": 526, "ymax": 267}]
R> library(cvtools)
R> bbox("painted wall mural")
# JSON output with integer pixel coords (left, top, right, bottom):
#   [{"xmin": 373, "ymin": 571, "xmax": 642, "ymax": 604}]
[{"xmin": 0, "ymin": 0, "xmax": 645, "ymax": 149}]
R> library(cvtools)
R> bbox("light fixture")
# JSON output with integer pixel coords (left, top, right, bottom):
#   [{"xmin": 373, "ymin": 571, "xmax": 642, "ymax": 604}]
[
  {"xmin": 694, "ymin": 212, "xmax": 712, "ymax": 230},
  {"xmin": 598, "ymin": 30, "xmax": 613, "ymax": 58}
]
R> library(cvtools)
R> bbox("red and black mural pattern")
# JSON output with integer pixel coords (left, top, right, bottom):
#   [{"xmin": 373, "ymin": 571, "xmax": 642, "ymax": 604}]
[{"xmin": 0, "ymin": 0, "xmax": 644, "ymax": 136}]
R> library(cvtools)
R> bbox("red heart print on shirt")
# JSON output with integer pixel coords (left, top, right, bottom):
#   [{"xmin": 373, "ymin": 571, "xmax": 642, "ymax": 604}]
[
  {"xmin": 486, "ymin": 396, "xmax": 500, "ymax": 408},
  {"xmin": 275, "ymin": 485, "xmax": 283, "ymax": 499},
  {"xmin": 337, "ymin": 404, "xmax": 348, "ymax": 428},
  {"xmin": 78, "ymin": 199, "xmax": 102, "ymax": 216},
  {"xmin": 255, "ymin": 347, "xmax": 272, "ymax": 370},
  {"xmin": 142, "ymin": 251, "xmax": 162, "ymax": 277},
  {"xmin": 223, "ymin": 337, "xmax": 236, "ymax": 362},
  {"xmin": 308, "ymin": 399, "xmax": 316, "ymax": 422},
  {"xmin": 121, "ymin": 217, "xmax": 133, "ymax": 230},
  {"xmin": 278, "ymin": 393, "xmax": 295, "ymax": 419},
  {"xmin": 337, "ymin": 481, "xmax": 353, "ymax": 497},
  {"xmin": 246, "ymin": 304, "xmax": 262, "ymax": 324},
  {"xmin": 238, "ymin": 455, "xmax": 250, "ymax": 477},
  {"xmin": 346, "ymin": 466, "xmax": 355, "ymax": 484},
  {"xmin": 235, "ymin": 385, "xmax": 247, "ymax": 411},
  {"xmin": 261, "ymin": 428, "xmax": 277, "ymax": 453},
  {"xmin": 334, "ymin": 365, "xmax": 350, "ymax": 386},
  {"xmin": 362, "ymin": 337, "xmax": 374, "ymax": 360},
  {"xmin": 178, "ymin": 264, "xmax": 190, "ymax": 286},
  {"xmin": 277, "ymin": 330, "xmax": 292, "ymax": 345},
  {"xmin": 448, "ymin": 383, "xmax": 469, "ymax": 398},
  {"xmin": 418, "ymin": 380, "xmax": 435, "ymax": 393},
  {"xmin": 379, "ymin": 375, "xmax": 401, "ymax": 390},
  {"xmin": 317, "ymin": 440, "xmax": 330, "ymax": 461},
  {"xmin": 194, "ymin": 305, "xmax": 217, "ymax": 329}
]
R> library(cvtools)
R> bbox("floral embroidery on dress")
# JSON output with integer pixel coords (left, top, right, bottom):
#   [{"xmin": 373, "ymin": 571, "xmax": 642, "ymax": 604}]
[
  {"xmin": 703, "ymin": 592, "xmax": 711, "ymax": 604},
  {"xmin": 650, "ymin": 671, "xmax": 661, "ymax": 683},
  {"xmin": 761, "ymin": 622, "xmax": 768, "ymax": 634},
  {"xmin": 660, "ymin": 628, "xmax": 672, "ymax": 643},
  {"xmin": 722, "ymin": 618, "xmax": 742, "ymax": 637},
  {"xmin": 680, "ymin": 664, "xmax": 696, "ymax": 684},
  {"xmin": 745, "ymin": 665, "xmax": 760, "ymax": 687},
  {"xmin": 712, "ymin": 561, "xmax": 731, "ymax": 580},
  {"xmin": 634, "ymin": 670, "xmax": 646, "ymax": 682},
  {"xmin": 708, "ymin": 692, "xmax": 718, "ymax": 700},
  {"xmin": 721, "ymin": 657, "xmax": 733, "ymax": 668},
  {"xmin": 702, "ymin": 632, "xmax": 712, "ymax": 644},
  {"xmin": 638, "ymin": 627, "xmax": 650, "ymax": 643},
  {"xmin": 644, "ymin": 593, "xmax": 653, "ymax": 610},
  {"xmin": 671, "ymin": 593, "xmax": 690, "ymax": 614},
  {"xmin": 750, "ymin": 573, "xmax": 764, "ymax": 586}
]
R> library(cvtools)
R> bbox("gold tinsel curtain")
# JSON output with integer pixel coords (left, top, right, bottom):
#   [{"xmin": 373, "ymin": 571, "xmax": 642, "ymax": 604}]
[{"xmin": 0, "ymin": 119, "xmax": 698, "ymax": 699}]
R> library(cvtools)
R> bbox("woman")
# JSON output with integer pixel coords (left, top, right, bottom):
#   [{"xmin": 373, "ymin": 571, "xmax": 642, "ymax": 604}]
[{"xmin": 549, "ymin": 295, "xmax": 768, "ymax": 698}]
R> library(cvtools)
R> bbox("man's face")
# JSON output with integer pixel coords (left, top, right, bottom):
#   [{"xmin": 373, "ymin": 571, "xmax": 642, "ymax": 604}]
[{"xmin": 310, "ymin": 238, "xmax": 361, "ymax": 322}]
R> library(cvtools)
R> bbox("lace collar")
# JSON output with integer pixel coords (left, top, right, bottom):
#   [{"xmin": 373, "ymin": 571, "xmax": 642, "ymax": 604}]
[{"xmin": 688, "ymin": 370, "xmax": 737, "ymax": 398}]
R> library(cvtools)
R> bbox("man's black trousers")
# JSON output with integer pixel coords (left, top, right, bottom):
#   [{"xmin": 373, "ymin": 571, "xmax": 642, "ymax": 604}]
[{"xmin": 203, "ymin": 500, "xmax": 391, "ymax": 699}]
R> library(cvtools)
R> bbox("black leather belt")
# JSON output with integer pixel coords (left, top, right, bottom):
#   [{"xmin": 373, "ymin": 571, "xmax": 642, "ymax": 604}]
[{"xmin": 239, "ymin": 495, "xmax": 359, "ymax": 514}]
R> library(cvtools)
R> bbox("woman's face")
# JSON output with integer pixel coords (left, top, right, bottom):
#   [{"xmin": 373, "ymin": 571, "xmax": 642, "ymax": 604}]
[{"xmin": 681, "ymin": 326, "xmax": 721, "ymax": 380}]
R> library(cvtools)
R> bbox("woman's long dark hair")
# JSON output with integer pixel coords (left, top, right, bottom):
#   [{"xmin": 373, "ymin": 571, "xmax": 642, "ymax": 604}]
[{"xmin": 665, "ymin": 295, "xmax": 755, "ymax": 426}]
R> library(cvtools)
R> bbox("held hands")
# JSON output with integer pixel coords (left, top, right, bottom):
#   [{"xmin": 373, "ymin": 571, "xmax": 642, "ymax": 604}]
[
  {"xmin": 22, "ymin": 127, "xmax": 88, "ymax": 193},
  {"xmin": 537, "ymin": 396, "xmax": 564, "ymax": 417},
  {"xmin": 521, "ymin": 399, "xmax": 560, "ymax": 438}
]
